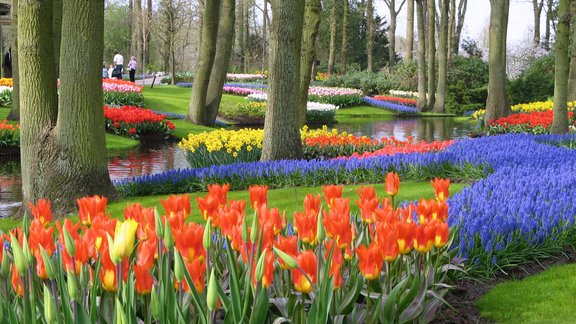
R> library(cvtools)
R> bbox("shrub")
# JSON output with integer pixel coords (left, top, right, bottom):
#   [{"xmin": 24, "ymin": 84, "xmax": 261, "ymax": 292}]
[
  {"xmin": 508, "ymin": 54, "xmax": 554, "ymax": 105},
  {"xmin": 445, "ymin": 57, "xmax": 489, "ymax": 115}
]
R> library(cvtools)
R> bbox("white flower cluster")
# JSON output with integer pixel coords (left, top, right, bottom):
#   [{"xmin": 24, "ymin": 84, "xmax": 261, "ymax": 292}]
[
  {"xmin": 307, "ymin": 102, "xmax": 338, "ymax": 112},
  {"xmin": 226, "ymin": 73, "xmax": 266, "ymax": 81},
  {"xmin": 389, "ymin": 90, "xmax": 418, "ymax": 98},
  {"xmin": 0, "ymin": 86, "xmax": 13, "ymax": 93},
  {"xmin": 246, "ymin": 93, "xmax": 268, "ymax": 102}
]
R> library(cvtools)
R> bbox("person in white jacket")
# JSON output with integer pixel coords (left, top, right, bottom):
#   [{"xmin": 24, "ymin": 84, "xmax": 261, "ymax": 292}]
[{"xmin": 113, "ymin": 51, "xmax": 124, "ymax": 79}]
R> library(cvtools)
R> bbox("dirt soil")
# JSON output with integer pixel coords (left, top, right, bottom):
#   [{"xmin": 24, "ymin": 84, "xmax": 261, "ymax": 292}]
[{"xmin": 432, "ymin": 248, "xmax": 576, "ymax": 323}]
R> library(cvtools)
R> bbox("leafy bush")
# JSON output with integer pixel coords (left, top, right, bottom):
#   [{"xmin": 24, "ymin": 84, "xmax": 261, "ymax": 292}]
[
  {"xmin": 0, "ymin": 86, "xmax": 12, "ymax": 106},
  {"xmin": 0, "ymin": 120, "xmax": 19, "ymax": 147},
  {"xmin": 508, "ymin": 54, "xmax": 554, "ymax": 105},
  {"xmin": 446, "ymin": 57, "xmax": 489, "ymax": 115},
  {"xmin": 307, "ymin": 94, "xmax": 364, "ymax": 107}
]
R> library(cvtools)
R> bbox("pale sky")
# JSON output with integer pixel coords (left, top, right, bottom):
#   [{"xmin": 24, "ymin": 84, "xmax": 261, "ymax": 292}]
[{"xmin": 375, "ymin": 0, "xmax": 544, "ymax": 47}]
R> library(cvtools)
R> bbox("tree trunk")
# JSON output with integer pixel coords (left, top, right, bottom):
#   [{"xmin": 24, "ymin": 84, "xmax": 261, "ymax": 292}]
[
  {"xmin": 262, "ymin": 0, "xmax": 268, "ymax": 71},
  {"xmin": 144, "ymin": 0, "xmax": 152, "ymax": 71},
  {"xmin": 484, "ymin": 0, "xmax": 510, "ymax": 126},
  {"xmin": 453, "ymin": 0, "xmax": 467, "ymax": 57},
  {"xmin": 366, "ymin": 0, "xmax": 374, "ymax": 72},
  {"xmin": 434, "ymin": 0, "xmax": 449, "ymax": 112},
  {"xmin": 242, "ymin": 0, "xmax": 249, "ymax": 72},
  {"xmin": 405, "ymin": 0, "xmax": 414, "ymax": 61},
  {"xmin": 448, "ymin": 0, "xmax": 455, "ymax": 59},
  {"xmin": 7, "ymin": 0, "xmax": 19, "ymax": 121},
  {"xmin": 544, "ymin": 0, "xmax": 553, "ymax": 50},
  {"xmin": 387, "ymin": 2, "xmax": 397, "ymax": 70},
  {"xmin": 131, "ymin": 0, "xmax": 142, "ymax": 67},
  {"xmin": 327, "ymin": 0, "xmax": 337, "ymax": 75},
  {"xmin": 298, "ymin": 0, "xmax": 322, "ymax": 127},
  {"xmin": 551, "ymin": 0, "xmax": 570, "ymax": 134},
  {"xmin": 567, "ymin": 1, "xmax": 576, "ymax": 101},
  {"xmin": 21, "ymin": 0, "xmax": 116, "ymax": 214},
  {"xmin": 262, "ymin": 0, "xmax": 305, "ymax": 161},
  {"xmin": 340, "ymin": 0, "xmax": 349, "ymax": 73},
  {"xmin": 533, "ymin": 0, "xmax": 544, "ymax": 48},
  {"xmin": 426, "ymin": 0, "xmax": 436, "ymax": 109},
  {"xmin": 128, "ymin": 0, "xmax": 133, "ymax": 55},
  {"xmin": 53, "ymin": 0, "xmax": 62, "ymax": 77},
  {"xmin": 186, "ymin": 0, "xmax": 221, "ymax": 125},
  {"xmin": 416, "ymin": 0, "xmax": 427, "ymax": 111},
  {"xmin": 205, "ymin": 0, "xmax": 236, "ymax": 126}
]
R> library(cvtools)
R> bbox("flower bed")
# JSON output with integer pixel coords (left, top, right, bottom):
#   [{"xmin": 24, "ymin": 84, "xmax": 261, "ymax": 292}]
[
  {"xmin": 0, "ymin": 78, "xmax": 13, "ymax": 87},
  {"xmin": 222, "ymin": 86, "xmax": 266, "ymax": 96},
  {"xmin": 0, "ymin": 120, "xmax": 19, "ymax": 147},
  {"xmin": 389, "ymin": 90, "xmax": 418, "ymax": 98},
  {"xmin": 307, "ymin": 86, "xmax": 364, "ymax": 108},
  {"xmin": 372, "ymin": 95, "xmax": 417, "ymax": 107},
  {"xmin": 226, "ymin": 73, "xmax": 266, "ymax": 81},
  {"xmin": 487, "ymin": 111, "xmax": 576, "ymax": 135},
  {"xmin": 3, "ymin": 178, "xmax": 456, "ymax": 322},
  {"xmin": 104, "ymin": 106, "xmax": 175, "ymax": 139},
  {"xmin": 103, "ymin": 79, "xmax": 145, "ymax": 107},
  {"xmin": 363, "ymin": 97, "xmax": 419, "ymax": 115},
  {"xmin": 0, "ymin": 85, "xmax": 12, "ymax": 106},
  {"xmin": 219, "ymin": 100, "xmax": 337, "ymax": 125}
]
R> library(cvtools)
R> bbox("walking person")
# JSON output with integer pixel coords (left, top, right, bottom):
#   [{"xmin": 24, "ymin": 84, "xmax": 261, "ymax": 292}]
[
  {"xmin": 128, "ymin": 56, "xmax": 137, "ymax": 83},
  {"xmin": 113, "ymin": 50, "xmax": 124, "ymax": 79}
]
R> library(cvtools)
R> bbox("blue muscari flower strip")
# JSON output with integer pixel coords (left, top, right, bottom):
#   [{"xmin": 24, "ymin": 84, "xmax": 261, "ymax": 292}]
[
  {"xmin": 116, "ymin": 132, "xmax": 576, "ymax": 272},
  {"xmin": 150, "ymin": 110, "xmax": 186, "ymax": 120},
  {"xmin": 176, "ymin": 82, "xmax": 192, "ymax": 88},
  {"xmin": 363, "ymin": 97, "xmax": 419, "ymax": 115}
]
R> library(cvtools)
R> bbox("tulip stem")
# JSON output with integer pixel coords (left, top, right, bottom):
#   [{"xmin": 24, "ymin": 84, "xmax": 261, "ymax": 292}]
[
  {"xmin": 117, "ymin": 262, "xmax": 123, "ymax": 301},
  {"xmin": 300, "ymin": 293, "xmax": 306, "ymax": 322},
  {"xmin": 21, "ymin": 274, "xmax": 29, "ymax": 323}
]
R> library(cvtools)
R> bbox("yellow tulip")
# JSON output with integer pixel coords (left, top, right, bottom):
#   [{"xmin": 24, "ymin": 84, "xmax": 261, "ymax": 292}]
[{"xmin": 112, "ymin": 219, "xmax": 139, "ymax": 262}]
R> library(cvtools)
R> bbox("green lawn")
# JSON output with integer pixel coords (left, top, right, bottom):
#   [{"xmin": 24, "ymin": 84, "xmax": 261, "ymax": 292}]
[
  {"xmin": 0, "ymin": 107, "xmax": 138, "ymax": 151},
  {"xmin": 0, "ymin": 180, "xmax": 463, "ymax": 232},
  {"xmin": 478, "ymin": 263, "xmax": 576, "ymax": 324}
]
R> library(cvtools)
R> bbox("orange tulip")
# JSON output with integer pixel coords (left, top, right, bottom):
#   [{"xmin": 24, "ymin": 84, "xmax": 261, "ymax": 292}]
[
  {"xmin": 431, "ymin": 201, "xmax": 449, "ymax": 223},
  {"xmin": 294, "ymin": 210, "xmax": 318, "ymax": 244},
  {"xmin": 396, "ymin": 221, "xmax": 415, "ymax": 254},
  {"xmin": 77, "ymin": 195, "xmax": 108, "ymax": 226},
  {"xmin": 413, "ymin": 224, "xmax": 435, "ymax": 253},
  {"xmin": 182, "ymin": 258, "xmax": 206, "ymax": 294},
  {"xmin": 323, "ymin": 208, "xmax": 353, "ymax": 249},
  {"xmin": 252, "ymin": 249, "xmax": 275, "ymax": 288},
  {"xmin": 292, "ymin": 250, "xmax": 317, "ymax": 293},
  {"xmin": 133, "ymin": 264, "xmax": 154, "ymax": 295},
  {"xmin": 175, "ymin": 222, "xmax": 206, "ymax": 263},
  {"xmin": 431, "ymin": 178, "xmax": 450, "ymax": 203},
  {"xmin": 433, "ymin": 222, "xmax": 449, "ymax": 248},
  {"xmin": 100, "ymin": 246, "xmax": 128, "ymax": 292},
  {"xmin": 303, "ymin": 194, "xmax": 322, "ymax": 214},
  {"xmin": 34, "ymin": 251, "xmax": 49, "ymax": 279},
  {"xmin": 274, "ymin": 235, "xmax": 298, "ymax": 269},
  {"xmin": 356, "ymin": 186, "xmax": 379, "ymax": 224},
  {"xmin": 161, "ymin": 194, "xmax": 191, "ymax": 219},
  {"xmin": 416, "ymin": 199, "xmax": 435, "ymax": 224},
  {"xmin": 219, "ymin": 207, "xmax": 243, "ymax": 241},
  {"xmin": 357, "ymin": 242, "xmax": 383, "ymax": 280},
  {"xmin": 249, "ymin": 185, "xmax": 268, "ymax": 210},
  {"xmin": 28, "ymin": 198, "xmax": 52, "ymax": 227},
  {"xmin": 207, "ymin": 183, "xmax": 230, "ymax": 206},
  {"xmin": 375, "ymin": 224, "xmax": 399, "ymax": 262},
  {"xmin": 196, "ymin": 194, "xmax": 220, "ymax": 227},
  {"xmin": 258, "ymin": 204, "xmax": 285, "ymax": 235},
  {"xmin": 322, "ymin": 184, "xmax": 343, "ymax": 208},
  {"xmin": 62, "ymin": 237, "xmax": 89, "ymax": 274},
  {"xmin": 28, "ymin": 220, "xmax": 55, "ymax": 257},
  {"xmin": 137, "ymin": 238, "xmax": 157, "ymax": 269},
  {"xmin": 325, "ymin": 240, "xmax": 344, "ymax": 290},
  {"xmin": 11, "ymin": 265, "xmax": 23, "ymax": 297},
  {"xmin": 385, "ymin": 172, "xmax": 400, "ymax": 197}
]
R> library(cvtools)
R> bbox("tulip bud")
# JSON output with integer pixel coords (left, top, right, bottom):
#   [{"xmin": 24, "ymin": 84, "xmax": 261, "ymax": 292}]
[
  {"xmin": 22, "ymin": 233, "xmax": 33, "ymax": 265},
  {"xmin": 10, "ymin": 234, "xmax": 28, "ymax": 276},
  {"xmin": 44, "ymin": 284, "xmax": 56, "ymax": 323},
  {"xmin": 250, "ymin": 214, "xmax": 259, "ymax": 243},
  {"xmin": 203, "ymin": 219, "xmax": 211, "ymax": 251},
  {"xmin": 207, "ymin": 269, "xmax": 218, "ymax": 311},
  {"xmin": 163, "ymin": 220, "xmax": 174, "ymax": 250},
  {"xmin": 67, "ymin": 270, "xmax": 78, "ymax": 301},
  {"xmin": 150, "ymin": 286, "xmax": 160, "ymax": 320},
  {"xmin": 40, "ymin": 247, "xmax": 56, "ymax": 280},
  {"xmin": 254, "ymin": 248, "xmax": 267, "ymax": 283},
  {"xmin": 316, "ymin": 208, "xmax": 325, "ymax": 243},
  {"xmin": 0, "ymin": 247, "xmax": 10, "ymax": 278},
  {"xmin": 273, "ymin": 247, "xmax": 298, "ymax": 269},
  {"xmin": 241, "ymin": 216, "xmax": 249, "ymax": 242},
  {"xmin": 116, "ymin": 298, "xmax": 128, "ymax": 324},
  {"xmin": 63, "ymin": 228, "xmax": 76, "ymax": 258},
  {"xmin": 107, "ymin": 234, "xmax": 118, "ymax": 264},
  {"xmin": 154, "ymin": 208, "xmax": 164, "ymax": 238},
  {"xmin": 174, "ymin": 249, "xmax": 185, "ymax": 282}
]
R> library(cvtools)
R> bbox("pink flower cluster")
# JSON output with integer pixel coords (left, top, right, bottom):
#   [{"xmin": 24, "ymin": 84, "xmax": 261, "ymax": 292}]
[
  {"xmin": 102, "ymin": 79, "xmax": 143, "ymax": 93},
  {"xmin": 308, "ymin": 86, "xmax": 363, "ymax": 97},
  {"xmin": 222, "ymin": 86, "xmax": 265, "ymax": 96}
]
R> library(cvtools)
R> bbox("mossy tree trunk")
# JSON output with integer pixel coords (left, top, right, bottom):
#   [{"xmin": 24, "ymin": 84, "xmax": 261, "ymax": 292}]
[
  {"xmin": 434, "ymin": 0, "xmax": 449, "ymax": 113},
  {"xmin": 416, "ymin": 0, "xmax": 427, "ymax": 112},
  {"xmin": 53, "ymin": 0, "xmax": 62, "ymax": 76},
  {"xmin": 261, "ymin": 0, "xmax": 305, "ymax": 161},
  {"xmin": 426, "ymin": 0, "xmax": 436, "ymax": 110},
  {"xmin": 327, "ymin": 0, "xmax": 337, "ymax": 75},
  {"xmin": 405, "ymin": 0, "xmax": 414, "ymax": 61},
  {"xmin": 20, "ymin": 0, "xmax": 117, "ymax": 214},
  {"xmin": 205, "ymin": 0, "xmax": 236, "ymax": 125},
  {"xmin": 340, "ymin": 0, "xmax": 349, "ymax": 73},
  {"xmin": 297, "ymin": 0, "xmax": 322, "ymax": 127},
  {"xmin": 186, "ymin": 0, "xmax": 221, "ymax": 125},
  {"xmin": 448, "ymin": 0, "xmax": 455, "ymax": 59},
  {"xmin": 366, "ymin": 0, "xmax": 374, "ymax": 72},
  {"xmin": 484, "ymin": 0, "xmax": 510, "ymax": 126},
  {"xmin": 551, "ymin": 0, "xmax": 570, "ymax": 134},
  {"xmin": 7, "ymin": 0, "xmax": 19, "ymax": 121}
]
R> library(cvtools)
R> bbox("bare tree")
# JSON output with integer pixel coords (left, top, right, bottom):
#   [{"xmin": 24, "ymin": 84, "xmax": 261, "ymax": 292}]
[
  {"xmin": 341, "ymin": 0, "xmax": 350, "ymax": 72},
  {"xmin": 426, "ymin": 0, "xmax": 436, "ymax": 109},
  {"xmin": 405, "ymin": 0, "xmax": 414, "ymax": 61},
  {"xmin": 543, "ymin": 0, "xmax": 554, "ymax": 50},
  {"xmin": 327, "ymin": 0, "xmax": 338, "ymax": 75},
  {"xmin": 416, "ymin": 0, "xmax": 427, "ymax": 111},
  {"xmin": 532, "ymin": 0, "xmax": 545, "ymax": 48},
  {"xmin": 383, "ymin": 0, "xmax": 406, "ymax": 70},
  {"xmin": 366, "ymin": 0, "xmax": 374, "ymax": 72},
  {"xmin": 448, "ymin": 0, "xmax": 467, "ymax": 59},
  {"xmin": 157, "ymin": 0, "xmax": 190, "ymax": 83},
  {"xmin": 298, "ymin": 0, "xmax": 322, "ymax": 126},
  {"xmin": 434, "ymin": 0, "xmax": 449, "ymax": 112}
]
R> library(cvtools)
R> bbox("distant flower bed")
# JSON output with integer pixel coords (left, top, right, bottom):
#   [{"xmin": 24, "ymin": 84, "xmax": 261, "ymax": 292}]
[
  {"xmin": 389, "ymin": 90, "xmax": 418, "ymax": 98},
  {"xmin": 103, "ymin": 79, "xmax": 144, "ymax": 107},
  {"xmin": 372, "ymin": 95, "xmax": 417, "ymax": 107},
  {"xmin": 226, "ymin": 73, "xmax": 266, "ymax": 81},
  {"xmin": 222, "ymin": 86, "xmax": 265, "ymax": 96},
  {"xmin": 176, "ymin": 82, "xmax": 192, "ymax": 88},
  {"xmin": 0, "ymin": 120, "xmax": 19, "ymax": 147},
  {"xmin": 488, "ymin": 111, "xmax": 576, "ymax": 135},
  {"xmin": 0, "ymin": 78, "xmax": 13, "ymax": 87},
  {"xmin": 308, "ymin": 86, "xmax": 364, "ymax": 108},
  {"xmin": 363, "ymin": 97, "xmax": 419, "ymax": 115},
  {"xmin": 0, "ymin": 85, "xmax": 12, "ymax": 106},
  {"xmin": 104, "ymin": 106, "xmax": 175, "ymax": 138},
  {"xmin": 219, "ymin": 100, "xmax": 337, "ymax": 125},
  {"xmin": 472, "ymin": 100, "xmax": 576, "ymax": 121}
]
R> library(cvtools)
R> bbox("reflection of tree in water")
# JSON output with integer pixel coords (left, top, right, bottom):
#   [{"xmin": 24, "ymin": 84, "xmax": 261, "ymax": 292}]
[{"xmin": 0, "ymin": 158, "xmax": 23, "ymax": 218}]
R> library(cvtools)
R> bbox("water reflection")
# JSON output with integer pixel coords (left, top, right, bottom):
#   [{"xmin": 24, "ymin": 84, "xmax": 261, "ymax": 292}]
[{"xmin": 0, "ymin": 157, "xmax": 22, "ymax": 218}]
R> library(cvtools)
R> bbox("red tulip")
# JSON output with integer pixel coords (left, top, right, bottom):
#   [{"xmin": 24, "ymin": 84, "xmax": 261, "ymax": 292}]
[
  {"xmin": 357, "ymin": 242, "xmax": 383, "ymax": 280},
  {"xmin": 77, "ymin": 195, "xmax": 108, "ymax": 226},
  {"xmin": 431, "ymin": 178, "xmax": 450, "ymax": 203},
  {"xmin": 133, "ymin": 264, "xmax": 154, "ymax": 295},
  {"xmin": 413, "ymin": 224, "xmax": 435, "ymax": 253},
  {"xmin": 292, "ymin": 250, "xmax": 317, "ymax": 293},
  {"xmin": 385, "ymin": 172, "xmax": 400, "ymax": 197},
  {"xmin": 249, "ymin": 185, "xmax": 268, "ymax": 210},
  {"xmin": 274, "ymin": 235, "xmax": 298, "ymax": 269},
  {"xmin": 28, "ymin": 198, "xmax": 52, "ymax": 227},
  {"xmin": 294, "ymin": 210, "xmax": 318, "ymax": 244},
  {"xmin": 322, "ymin": 184, "xmax": 343, "ymax": 208},
  {"xmin": 175, "ymin": 222, "xmax": 206, "ymax": 263}
]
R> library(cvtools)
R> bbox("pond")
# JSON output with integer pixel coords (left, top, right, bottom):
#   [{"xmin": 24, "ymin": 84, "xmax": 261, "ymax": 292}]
[{"xmin": 0, "ymin": 117, "xmax": 477, "ymax": 218}]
